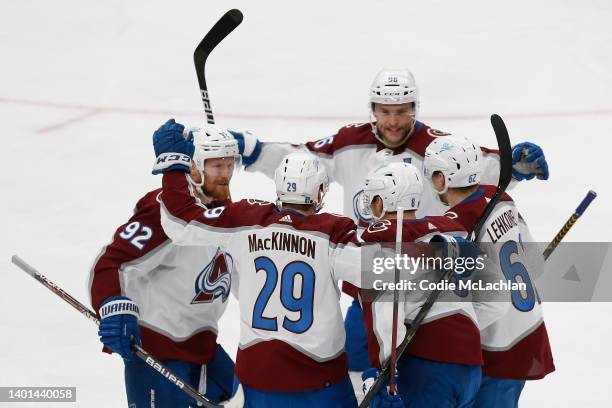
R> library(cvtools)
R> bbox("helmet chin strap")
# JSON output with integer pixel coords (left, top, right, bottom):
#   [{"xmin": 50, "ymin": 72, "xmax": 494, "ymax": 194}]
[
  {"xmin": 371, "ymin": 208, "xmax": 387, "ymax": 221},
  {"xmin": 369, "ymin": 118, "xmax": 416, "ymax": 149},
  {"xmin": 314, "ymin": 191, "xmax": 326, "ymax": 213},
  {"xmin": 188, "ymin": 171, "xmax": 217, "ymax": 204},
  {"xmin": 188, "ymin": 170, "xmax": 204, "ymax": 188}
]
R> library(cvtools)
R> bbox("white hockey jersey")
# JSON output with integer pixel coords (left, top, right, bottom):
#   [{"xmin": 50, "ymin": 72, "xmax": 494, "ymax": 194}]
[
  {"xmin": 158, "ymin": 171, "xmax": 377, "ymax": 391},
  {"xmin": 446, "ymin": 185, "xmax": 554, "ymax": 379},
  {"xmin": 247, "ymin": 122, "xmax": 504, "ymax": 226},
  {"xmin": 361, "ymin": 216, "xmax": 483, "ymax": 368},
  {"xmin": 89, "ymin": 189, "xmax": 233, "ymax": 364}
]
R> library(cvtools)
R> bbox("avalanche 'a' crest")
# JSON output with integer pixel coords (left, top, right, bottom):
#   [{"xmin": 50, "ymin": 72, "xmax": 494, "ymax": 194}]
[{"xmin": 191, "ymin": 247, "xmax": 232, "ymax": 304}]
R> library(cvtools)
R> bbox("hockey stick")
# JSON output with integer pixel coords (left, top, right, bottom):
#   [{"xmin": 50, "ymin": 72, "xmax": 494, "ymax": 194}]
[
  {"xmin": 194, "ymin": 9, "xmax": 243, "ymax": 125},
  {"xmin": 10, "ymin": 255, "xmax": 222, "ymax": 408},
  {"xmin": 389, "ymin": 207, "xmax": 404, "ymax": 395},
  {"xmin": 543, "ymin": 190, "xmax": 597, "ymax": 260},
  {"xmin": 360, "ymin": 114, "xmax": 513, "ymax": 407}
]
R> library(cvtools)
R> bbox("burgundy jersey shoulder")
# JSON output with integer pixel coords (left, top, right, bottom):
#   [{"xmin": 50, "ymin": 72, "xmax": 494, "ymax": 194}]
[
  {"xmin": 90, "ymin": 188, "xmax": 168, "ymax": 311},
  {"xmin": 403, "ymin": 121, "xmax": 452, "ymax": 157},
  {"xmin": 217, "ymin": 198, "xmax": 278, "ymax": 228},
  {"xmin": 108, "ymin": 188, "xmax": 169, "ymax": 254},
  {"xmin": 305, "ymin": 212, "xmax": 358, "ymax": 245},
  {"xmin": 403, "ymin": 122, "xmax": 499, "ymax": 157},
  {"xmin": 305, "ymin": 123, "xmax": 375, "ymax": 156},
  {"xmin": 446, "ymin": 186, "xmax": 514, "ymax": 231},
  {"xmin": 134, "ymin": 188, "xmax": 162, "ymax": 216},
  {"xmin": 361, "ymin": 216, "xmax": 467, "ymax": 244},
  {"xmin": 426, "ymin": 215, "xmax": 469, "ymax": 235},
  {"xmin": 270, "ymin": 210, "xmax": 358, "ymax": 245}
]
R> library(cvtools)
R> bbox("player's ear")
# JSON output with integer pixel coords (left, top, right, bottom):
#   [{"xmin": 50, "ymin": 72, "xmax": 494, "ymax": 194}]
[{"xmin": 190, "ymin": 161, "xmax": 202, "ymax": 182}]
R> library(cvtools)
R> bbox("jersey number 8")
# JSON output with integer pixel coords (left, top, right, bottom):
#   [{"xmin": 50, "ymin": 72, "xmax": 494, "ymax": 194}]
[{"xmin": 252, "ymin": 256, "xmax": 315, "ymax": 334}]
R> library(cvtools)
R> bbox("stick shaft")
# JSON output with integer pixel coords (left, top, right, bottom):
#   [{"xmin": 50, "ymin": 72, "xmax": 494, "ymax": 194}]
[
  {"xmin": 543, "ymin": 190, "xmax": 596, "ymax": 260},
  {"xmin": 389, "ymin": 207, "xmax": 404, "ymax": 394},
  {"xmin": 10, "ymin": 255, "xmax": 220, "ymax": 408}
]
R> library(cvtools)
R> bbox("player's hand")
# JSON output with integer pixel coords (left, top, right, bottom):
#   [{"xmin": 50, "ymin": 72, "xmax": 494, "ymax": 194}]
[
  {"xmin": 228, "ymin": 130, "xmax": 262, "ymax": 166},
  {"xmin": 152, "ymin": 118, "xmax": 195, "ymax": 175},
  {"xmin": 512, "ymin": 142, "xmax": 549, "ymax": 181},
  {"xmin": 98, "ymin": 296, "xmax": 141, "ymax": 362},
  {"xmin": 361, "ymin": 368, "xmax": 404, "ymax": 408}
]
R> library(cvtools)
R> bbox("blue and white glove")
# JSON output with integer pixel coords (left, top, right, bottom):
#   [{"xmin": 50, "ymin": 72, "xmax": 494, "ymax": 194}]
[
  {"xmin": 98, "ymin": 296, "xmax": 141, "ymax": 362},
  {"xmin": 512, "ymin": 142, "xmax": 549, "ymax": 181},
  {"xmin": 361, "ymin": 368, "xmax": 404, "ymax": 408},
  {"xmin": 430, "ymin": 235, "xmax": 481, "ymax": 277},
  {"xmin": 228, "ymin": 130, "xmax": 262, "ymax": 167},
  {"xmin": 152, "ymin": 119, "xmax": 195, "ymax": 175}
]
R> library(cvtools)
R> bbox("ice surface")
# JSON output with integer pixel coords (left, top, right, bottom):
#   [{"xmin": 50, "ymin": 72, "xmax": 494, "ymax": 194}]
[{"xmin": 1, "ymin": 0, "xmax": 611, "ymax": 406}]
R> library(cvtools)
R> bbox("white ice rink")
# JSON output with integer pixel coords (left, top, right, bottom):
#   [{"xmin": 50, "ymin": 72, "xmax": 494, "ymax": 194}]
[{"xmin": 2, "ymin": 0, "xmax": 612, "ymax": 406}]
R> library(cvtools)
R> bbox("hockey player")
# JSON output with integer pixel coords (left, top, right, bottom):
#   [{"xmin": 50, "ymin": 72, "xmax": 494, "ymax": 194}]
[
  {"xmin": 151, "ymin": 118, "xmax": 383, "ymax": 407},
  {"xmin": 89, "ymin": 119, "xmax": 240, "ymax": 407},
  {"xmin": 422, "ymin": 135, "xmax": 555, "ymax": 407},
  {"xmin": 153, "ymin": 69, "xmax": 550, "ymax": 375},
  {"xmin": 226, "ymin": 68, "xmax": 550, "ymax": 375},
  {"xmin": 231, "ymin": 68, "xmax": 549, "ymax": 224},
  {"xmin": 359, "ymin": 162, "xmax": 483, "ymax": 407}
]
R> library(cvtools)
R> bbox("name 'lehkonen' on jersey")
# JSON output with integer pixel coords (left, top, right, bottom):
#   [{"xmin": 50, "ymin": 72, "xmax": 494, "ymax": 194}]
[{"xmin": 248, "ymin": 232, "xmax": 317, "ymax": 260}]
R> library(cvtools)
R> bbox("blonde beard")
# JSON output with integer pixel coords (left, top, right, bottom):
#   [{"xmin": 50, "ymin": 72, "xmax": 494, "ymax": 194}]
[{"xmin": 193, "ymin": 185, "xmax": 230, "ymax": 204}]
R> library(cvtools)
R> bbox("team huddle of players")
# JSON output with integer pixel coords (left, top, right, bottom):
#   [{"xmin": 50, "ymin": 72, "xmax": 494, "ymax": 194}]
[{"xmin": 89, "ymin": 69, "xmax": 554, "ymax": 408}]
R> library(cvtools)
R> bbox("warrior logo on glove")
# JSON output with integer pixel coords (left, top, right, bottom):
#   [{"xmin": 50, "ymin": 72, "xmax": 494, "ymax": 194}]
[{"xmin": 192, "ymin": 248, "xmax": 233, "ymax": 304}]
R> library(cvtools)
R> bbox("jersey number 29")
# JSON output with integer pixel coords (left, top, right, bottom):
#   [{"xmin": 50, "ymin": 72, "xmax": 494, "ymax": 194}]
[{"xmin": 252, "ymin": 257, "xmax": 315, "ymax": 334}]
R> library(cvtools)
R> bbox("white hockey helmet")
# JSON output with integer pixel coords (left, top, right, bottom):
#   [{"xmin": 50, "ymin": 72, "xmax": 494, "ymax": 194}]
[
  {"xmin": 186, "ymin": 125, "xmax": 241, "ymax": 187},
  {"xmin": 369, "ymin": 68, "xmax": 420, "ymax": 148},
  {"xmin": 274, "ymin": 152, "xmax": 329, "ymax": 212},
  {"xmin": 369, "ymin": 68, "xmax": 419, "ymax": 111},
  {"xmin": 423, "ymin": 135, "xmax": 483, "ymax": 194},
  {"xmin": 362, "ymin": 162, "xmax": 423, "ymax": 220}
]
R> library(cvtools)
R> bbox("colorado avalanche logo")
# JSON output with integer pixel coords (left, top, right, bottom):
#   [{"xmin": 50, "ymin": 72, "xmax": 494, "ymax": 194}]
[
  {"xmin": 353, "ymin": 189, "xmax": 373, "ymax": 224},
  {"xmin": 427, "ymin": 128, "xmax": 452, "ymax": 138},
  {"xmin": 191, "ymin": 248, "xmax": 233, "ymax": 304},
  {"xmin": 366, "ymin": 219, "xmax": 391, "ymax": 233}
]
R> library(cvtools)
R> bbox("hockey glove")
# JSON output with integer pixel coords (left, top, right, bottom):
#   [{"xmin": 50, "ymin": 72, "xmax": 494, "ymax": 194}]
[
  {"xmin": 152, "ymin": 118, "xmax": 195, "ymax": 175},
  {"xmin": 361, "ymin": 368, "xmax": 404, "ymax": 408},
  {"xmin": 228, "ymin": 130, "xmax": 262, "ymax": 167},
  {"xmin": 98, "ymin": 296, "xmax": 141, "ymax": 362},
  {"xmin": 430, "ymin": 234, "xmax": 481, "ymax": 277},
  {"xmin": 512, "ymin": 142, "xmax": 549, "ymax": 181}
]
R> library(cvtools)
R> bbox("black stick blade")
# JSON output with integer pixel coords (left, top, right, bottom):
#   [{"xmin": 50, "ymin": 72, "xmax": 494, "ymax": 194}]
[
  {"xmin": 194, "ymin": 9, "xmax": 243, "ymax": 124},
  {"xmin": 490, "ymin": 114, "xmax": 513, "ymax": 189},
  {"xmin": 194, "ymin": 9, "xmax": 243, "ymax": 63},
  {"xmin": 469, "ymin": 114, "xmax": 513, "ymax": 240}
]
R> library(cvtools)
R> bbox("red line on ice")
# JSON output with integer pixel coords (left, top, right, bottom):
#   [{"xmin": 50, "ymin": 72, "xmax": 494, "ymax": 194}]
[
  {"xmin": 2, "ymin": 96, "xmax": 612, "ymax": 132},
  {"xmin": 36, "ymin": 109, "xmax": 106, "ymax": 133}
]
